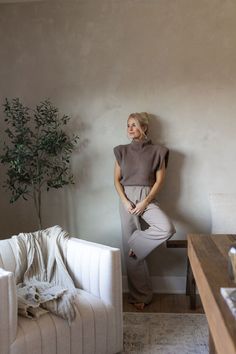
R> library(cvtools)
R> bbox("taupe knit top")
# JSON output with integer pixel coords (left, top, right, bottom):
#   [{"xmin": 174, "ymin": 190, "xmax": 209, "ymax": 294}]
[{"xmin": 113, "ymin": 139, "xmax": 169, "ymax": 186}]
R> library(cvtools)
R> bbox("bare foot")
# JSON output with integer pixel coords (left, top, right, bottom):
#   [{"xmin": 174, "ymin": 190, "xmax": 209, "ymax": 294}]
[
  {"xmin": 128, "ymin": 249, "xmax": 136, "ymax": 258},
  {"xmin": 133, "ymin": 302, "xmax": 145, "ymax": 310}
]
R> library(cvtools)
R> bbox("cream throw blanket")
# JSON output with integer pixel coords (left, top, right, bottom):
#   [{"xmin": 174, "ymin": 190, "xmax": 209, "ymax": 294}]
[{"xmin": 13, "ymin": 225, "xmax": 77, "ymax": 323}]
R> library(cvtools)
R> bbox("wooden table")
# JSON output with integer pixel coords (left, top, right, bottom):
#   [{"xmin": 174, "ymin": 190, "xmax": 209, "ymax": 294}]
[
  {"xmin": 188, "ymin": 234, "xmax": 236, "ymax": 354},
  {"xmin": 166, "ymin": 239, "xmax": 197, "ymax": 309}
]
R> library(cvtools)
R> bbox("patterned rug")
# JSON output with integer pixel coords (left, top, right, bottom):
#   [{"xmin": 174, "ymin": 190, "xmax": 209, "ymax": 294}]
[{"xmin": 122, "ymin": 312, "xmax": 209, "ymax": 354}]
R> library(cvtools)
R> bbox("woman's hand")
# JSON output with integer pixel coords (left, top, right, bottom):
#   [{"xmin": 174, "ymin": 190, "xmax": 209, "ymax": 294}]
[
  {"xmin": 123, "ymin": 200, "xmax": 135, "ymax": 213},
  {"xmin": 130, "ymin": 200, "xmax": 148, "ymax": 215}
]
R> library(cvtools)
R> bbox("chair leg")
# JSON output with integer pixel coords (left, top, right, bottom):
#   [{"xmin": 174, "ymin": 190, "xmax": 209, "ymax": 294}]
[{"xmin": 186, "ymin": 257, "xmax": 196, "ymax": 310}]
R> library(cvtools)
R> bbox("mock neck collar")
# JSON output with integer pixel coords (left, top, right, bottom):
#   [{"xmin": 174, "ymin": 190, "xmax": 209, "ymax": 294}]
[{"xmin": 130, "ymin": 139, "xmax": 152, "ymax": 149}]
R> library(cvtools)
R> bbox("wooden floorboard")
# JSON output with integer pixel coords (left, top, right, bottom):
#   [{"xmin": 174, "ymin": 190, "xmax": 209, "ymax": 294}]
[{"xmin": 123, "ymin": 293, "xmax": 204, "ymax": 313}]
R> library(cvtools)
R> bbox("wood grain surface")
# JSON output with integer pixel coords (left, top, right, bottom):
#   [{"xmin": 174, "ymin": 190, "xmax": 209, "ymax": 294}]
[{"xmin": 188, "ymin": 234, "xmax": 236, "ymax": 354}]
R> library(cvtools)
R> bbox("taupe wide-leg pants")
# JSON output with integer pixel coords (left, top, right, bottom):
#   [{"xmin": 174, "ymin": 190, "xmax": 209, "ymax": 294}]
[{"xmin": 119, "ymin": 186, "xmax": 176, "ymax": 304}]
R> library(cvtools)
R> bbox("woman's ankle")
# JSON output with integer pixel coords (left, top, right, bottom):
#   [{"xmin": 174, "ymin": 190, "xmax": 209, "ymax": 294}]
[{"xmin": 128, "ymin": 248, "xmax": 137, "ymax": 258}]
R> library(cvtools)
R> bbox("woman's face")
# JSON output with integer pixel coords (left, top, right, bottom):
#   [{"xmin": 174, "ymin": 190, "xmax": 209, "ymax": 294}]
[{"xmin": 127, "ymin": 117, "xmax": 142, "ymax": 140}]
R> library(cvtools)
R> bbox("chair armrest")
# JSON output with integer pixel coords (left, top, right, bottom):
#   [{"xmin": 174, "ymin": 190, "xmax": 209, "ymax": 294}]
[
  {"xmin": 66, "ymin": 238, "xmax": 122, "ymax": 303},
  {"xmin": 0, "ymin": 268, "xmax": 17, "ymax": 354},
  {"xmin": 65, "ymin": 238, "xmax": 123, "ymax": 351}
]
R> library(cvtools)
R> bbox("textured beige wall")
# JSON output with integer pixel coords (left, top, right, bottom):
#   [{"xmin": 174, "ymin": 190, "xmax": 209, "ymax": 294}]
[{"xmin": 1, "ymin": 0, "xmax": 236, "ymax": 278}]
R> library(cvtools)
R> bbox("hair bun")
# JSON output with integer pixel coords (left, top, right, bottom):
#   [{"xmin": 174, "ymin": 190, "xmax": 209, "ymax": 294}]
[{"xmin": 139, "ymin": 112, "xmax": 149, "ymax": 125}]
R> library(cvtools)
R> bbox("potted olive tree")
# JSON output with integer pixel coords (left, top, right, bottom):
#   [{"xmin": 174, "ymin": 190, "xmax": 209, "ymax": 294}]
[{"xmin": 0, "ymin": 98, "xmax": 78, "ymax": 229}]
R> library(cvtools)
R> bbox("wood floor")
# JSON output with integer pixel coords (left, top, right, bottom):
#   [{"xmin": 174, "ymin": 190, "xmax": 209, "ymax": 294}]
[{"xmin": 123, "ymin": 293, "xmax": 204, "ymax": 313}]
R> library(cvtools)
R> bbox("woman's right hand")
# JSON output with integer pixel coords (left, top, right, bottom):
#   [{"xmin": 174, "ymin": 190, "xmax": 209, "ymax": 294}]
[
  {"xmin": 114, "ymin": 162, "xmax": 136, "ymax": 214},
  {"xmin": 123, "ymin": 199, "xmax": 135, "ymax": 214}
]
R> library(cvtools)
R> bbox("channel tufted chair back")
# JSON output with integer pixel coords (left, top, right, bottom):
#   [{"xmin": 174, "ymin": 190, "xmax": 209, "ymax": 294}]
[{"xmin": 209, "ymin": 193, "xmax": 236, "ymax": 234}]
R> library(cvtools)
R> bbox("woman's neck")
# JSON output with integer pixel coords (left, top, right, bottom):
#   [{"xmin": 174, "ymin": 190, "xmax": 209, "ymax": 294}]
[
  {"xmin": 130, "ymin": 138, "xmax": 151, "ymax": 149},
  {"xmin": 132, "ymin": 137, "xmax": 146, "ymax": 142}
]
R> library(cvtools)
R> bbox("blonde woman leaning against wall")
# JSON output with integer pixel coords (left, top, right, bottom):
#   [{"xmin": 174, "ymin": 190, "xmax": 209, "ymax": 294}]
[{"xmin": 113, "ymin": 112, "xmax": 176, "ymax": 310}]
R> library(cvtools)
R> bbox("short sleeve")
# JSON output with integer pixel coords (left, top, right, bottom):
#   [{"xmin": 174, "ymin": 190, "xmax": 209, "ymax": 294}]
[
  {"xmin": 158, "ymin": 147, "xmax": 169, "ymax": 170},
  {"xmin": 113, "ymin": 146, "xmax": 122, "ymax": 166}
]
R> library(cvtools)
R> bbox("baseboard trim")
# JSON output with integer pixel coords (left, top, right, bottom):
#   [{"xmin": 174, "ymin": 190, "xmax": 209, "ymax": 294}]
[{"xmin": 122, "ymin": 275, "xmax": 186, "ymax": 294}]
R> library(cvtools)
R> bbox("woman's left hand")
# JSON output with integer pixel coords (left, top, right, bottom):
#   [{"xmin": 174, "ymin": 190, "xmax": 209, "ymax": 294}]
[{"xmin": 130, "ymin": 200, "xmax": 148, "ymax": 215}]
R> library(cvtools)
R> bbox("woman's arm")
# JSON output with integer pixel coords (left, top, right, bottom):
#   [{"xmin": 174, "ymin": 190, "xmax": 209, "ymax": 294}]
[
  {"xmin": 131, "ymin": 165, "xmax": 166, "ymax": 215},
  {"xmin": 114, "ymin": 161, "xmax": 135, "ymax": 213}
]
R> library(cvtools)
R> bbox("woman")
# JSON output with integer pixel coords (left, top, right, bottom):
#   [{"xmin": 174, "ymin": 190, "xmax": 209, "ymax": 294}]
[{"xmin": 113, "ymin": 112, "xmax": 175, "ymax": 310}]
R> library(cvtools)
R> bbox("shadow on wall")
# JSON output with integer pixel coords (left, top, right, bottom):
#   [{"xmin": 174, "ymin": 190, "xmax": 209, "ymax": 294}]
[
  {"xmin": 148, "ymin": 114, "xmax": 165, "ymax": 145},
  {"xmin": 142, "ymin": 115, "xmax": 202, "ymax": 275},
  {"xmin": 148, "ymin": 114, "xmax": 201, "ymax": 235},
  {"xmin": 62, "ymin": 116, "xmax": 90, "ymax": 235},
  {"xmin": 41, "ymin": 114, "xmax": 92, "ymax": 235}
]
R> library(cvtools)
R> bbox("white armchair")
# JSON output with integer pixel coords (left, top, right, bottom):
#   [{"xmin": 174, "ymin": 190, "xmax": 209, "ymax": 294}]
[{"xmin": 0, "ymin": 236, "xmax": 123, "ymax": 354}]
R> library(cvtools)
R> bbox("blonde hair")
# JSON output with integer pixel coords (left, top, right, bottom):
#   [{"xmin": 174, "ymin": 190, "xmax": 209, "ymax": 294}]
[{"xmin": 128, "ymin": 112, "xmax": 149, "ymax": 139}]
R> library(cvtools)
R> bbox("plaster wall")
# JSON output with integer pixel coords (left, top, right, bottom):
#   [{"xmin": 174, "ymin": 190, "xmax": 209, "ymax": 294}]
[{"xmin": 0, "ymin": 0, "xmax": 236, "ymax": 280}]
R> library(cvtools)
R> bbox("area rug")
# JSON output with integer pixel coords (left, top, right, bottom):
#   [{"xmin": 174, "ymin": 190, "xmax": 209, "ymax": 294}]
[{"xmin": 122, "ymin": 312, "xmax": 209, "ymax": 354}]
